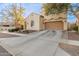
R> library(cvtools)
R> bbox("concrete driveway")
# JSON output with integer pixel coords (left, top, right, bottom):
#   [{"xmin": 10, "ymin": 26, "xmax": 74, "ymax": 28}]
[{"xmin": 0, "ymin": 30, "xmax": 70, "ymax": 56}]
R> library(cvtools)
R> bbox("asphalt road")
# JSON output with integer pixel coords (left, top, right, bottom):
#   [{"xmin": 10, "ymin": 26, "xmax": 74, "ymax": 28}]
[
  {"xmin": 0, "ymin": 30, "xmax": 70, "ymax": 56},
  {"xmin": 0, "ymin": 33, "xmax": 20, "ymax": 38},
  {"xmin": 0, "ymin": 46, "xmax": 12, "ymax": 56}
]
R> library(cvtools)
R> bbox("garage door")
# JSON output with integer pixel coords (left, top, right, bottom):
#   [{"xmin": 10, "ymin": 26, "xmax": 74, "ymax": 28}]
[{"xmin": 45, "ymin": 21, "xmax": 64, "ymax": 30}]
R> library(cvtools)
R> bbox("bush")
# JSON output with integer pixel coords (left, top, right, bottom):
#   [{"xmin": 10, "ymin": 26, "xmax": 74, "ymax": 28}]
[
  {"xmin": 8, "ymin": 29, "xmax": 12, "ymax": 32},
  {"xmin": 8, "ymin": 28, "xmax": 19, "ymax": 32},
  {"xmin": 73, "ymin": 26, "xmax": 78, "ymax": 31}
]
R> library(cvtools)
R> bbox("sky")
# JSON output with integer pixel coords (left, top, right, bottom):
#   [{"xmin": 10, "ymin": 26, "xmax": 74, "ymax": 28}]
[
  {"xmin": 67, "ymin": 14, "xmax": 77, "ymax": 23},
  {"xmin": 0, "ymin": 3, "xmax": 77, "ymax": 23},
  {"xmin": 22, "ymin": 3, "xmax": 42, "ymax": 16}
]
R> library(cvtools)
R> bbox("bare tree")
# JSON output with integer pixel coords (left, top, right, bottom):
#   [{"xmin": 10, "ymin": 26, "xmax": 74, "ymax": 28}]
[{"xmin": 0, "ymin": 4, "xmax": 26, "ymax": 30}]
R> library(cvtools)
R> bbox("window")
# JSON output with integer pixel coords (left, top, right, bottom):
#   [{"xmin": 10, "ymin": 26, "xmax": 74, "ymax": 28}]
[{"xmin": 31, "ymin": 20, "xmax": 34, "ymax": 27}]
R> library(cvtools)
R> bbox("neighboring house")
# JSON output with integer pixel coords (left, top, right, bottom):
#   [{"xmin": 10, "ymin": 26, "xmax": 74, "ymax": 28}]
[
  {"xmin": 76, "ymin": 19, "xmax": 79, "ymax": 26},
  {"xmin": 25, "ymin": 12, "xmax": 45, "ymax": 31},
  {"xmin": 41, "ymin": 9, "xmax": 67, "ymax": 30},
  {"xmin": 0, "ymin": 21, "xmax": 15, "ymax": 31}
]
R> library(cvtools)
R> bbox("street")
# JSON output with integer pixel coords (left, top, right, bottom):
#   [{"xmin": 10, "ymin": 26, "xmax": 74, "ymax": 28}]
[
  {"xmin": 0, "ymin": 32, "xmax": 20, "ymax": 38},
  {"xmin": 0, "ymin": 30, "xmax": 70, "ymax": 56}
]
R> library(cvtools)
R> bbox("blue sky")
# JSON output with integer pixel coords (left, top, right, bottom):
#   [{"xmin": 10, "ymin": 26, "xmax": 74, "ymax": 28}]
[
  {"xmin": 22, "ymin": 3, "xmax": 42, "ymax": 16},
  {"xmin": 67, "ymin": 14, "xmax": 77, "ymax": 23},
  {"xmin": 0, "ymin": 3, "xmax": 76, "ymax": 23}
]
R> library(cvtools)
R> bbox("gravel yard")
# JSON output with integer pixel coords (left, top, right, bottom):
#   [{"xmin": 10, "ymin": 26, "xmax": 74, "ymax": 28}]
[
  {"xmin": 62, "ymin": 31, "xmax": 79, "ymax": 41},
  {"xmin": 68, "ymin": 32, "xmax": 79, "ymax": 41},
  {"xmin": 59, "ymin": 43, "xmax": 79, "ymax": 56}
]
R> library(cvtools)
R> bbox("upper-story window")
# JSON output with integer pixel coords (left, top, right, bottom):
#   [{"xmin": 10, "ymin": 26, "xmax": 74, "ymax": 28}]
[{"xmin": 31, "ymin": 20, "xmax": 34, "ymax": 27}]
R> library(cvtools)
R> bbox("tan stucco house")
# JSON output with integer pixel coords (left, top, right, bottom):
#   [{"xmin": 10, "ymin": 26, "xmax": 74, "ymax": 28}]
[
  {"xmin": 25, "ymin": 12, "xmax": 45, "ymax": 31},
  {"xmin": 25, "ymin": 12, "xmax": 67, "ymax": 31},
  {"xmin": 41, "ymin": 9, "xmax": 67, "ymax": 30}
]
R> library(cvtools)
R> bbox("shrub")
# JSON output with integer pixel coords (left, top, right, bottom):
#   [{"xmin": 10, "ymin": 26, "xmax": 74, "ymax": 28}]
[
  {"xmin": 8, "ymin": 28, "xmax": 19, "ymax": 32},
  {"xmin": 73, "ymin": 26, "xmax": 78, "ymax": 31}
]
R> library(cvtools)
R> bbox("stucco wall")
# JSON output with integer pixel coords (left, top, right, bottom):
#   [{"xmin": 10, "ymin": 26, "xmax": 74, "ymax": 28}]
[
  {"xmin": 42, "ymin": 12, "xmax": 67, "ymax": 30},
  {"xmin": 39, "ymin": 16, "xmax": 45, "ymax": 30},
  {"xmin": 43, "ymin": 13, "xmax": 66, "ymax": 20},
  {"xmin": 26, "ymin": 13, "xmax": 40, "ymax": 31},
  {"xmin": 63, "ymin": 20, "xmax": 67, "ymax": 30}
]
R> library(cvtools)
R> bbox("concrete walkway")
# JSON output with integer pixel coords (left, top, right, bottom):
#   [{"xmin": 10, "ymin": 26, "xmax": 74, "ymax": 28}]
[
  {"xmin": 0, "ymin": 30, "xmax": 70, "ymax": 56},
  {"xmin": 61, "ymin": 39, "xmax": 79, "ymax": 46}
]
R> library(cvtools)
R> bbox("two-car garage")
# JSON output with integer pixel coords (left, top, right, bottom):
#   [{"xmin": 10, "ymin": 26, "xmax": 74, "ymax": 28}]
[{"xmin": 44, "ymin": 21, "xmax": 64, "ymax": 30}]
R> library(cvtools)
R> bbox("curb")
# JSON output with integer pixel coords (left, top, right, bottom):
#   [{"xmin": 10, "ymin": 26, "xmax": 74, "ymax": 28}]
[
  {"xmin": 0, "ymin": 31, "xmax": 27, "ymax": 36},
  {"xmin": 60, "ymin": 39, "xmax": 79, "ymax": 46}
]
